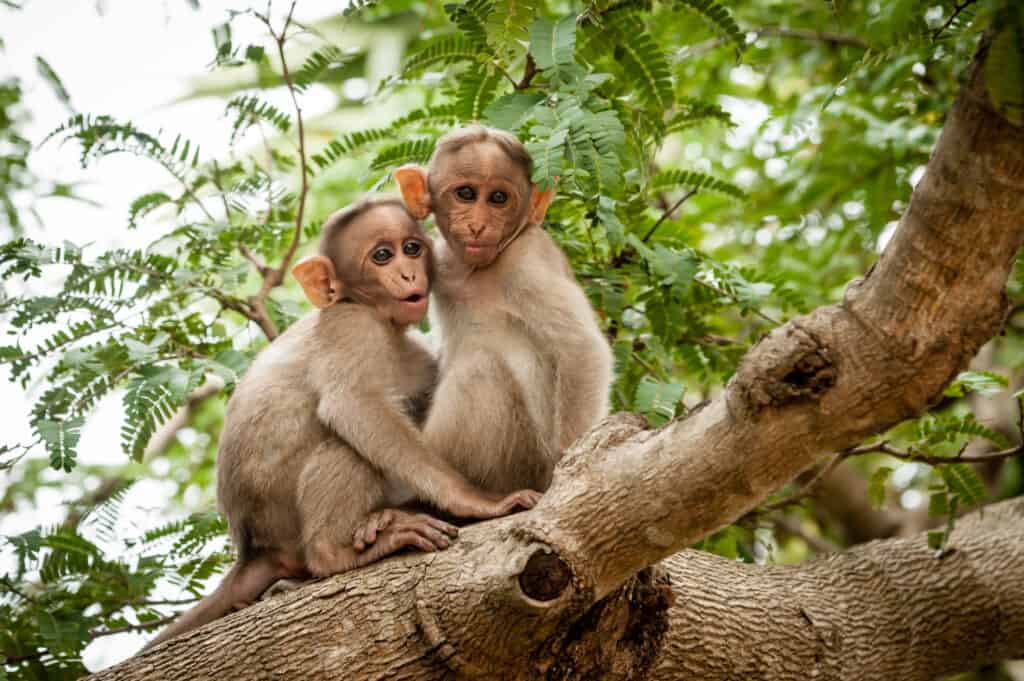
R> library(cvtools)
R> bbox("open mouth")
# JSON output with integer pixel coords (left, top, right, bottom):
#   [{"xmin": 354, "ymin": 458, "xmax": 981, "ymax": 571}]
[{"xmin": 402, "ymin": 293, "xmax": 425, "ymax": 303}]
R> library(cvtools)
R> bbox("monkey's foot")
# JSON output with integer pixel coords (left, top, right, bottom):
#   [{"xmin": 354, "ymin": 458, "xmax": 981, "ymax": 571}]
[{"xmin": 352, "ymin": 509, "xmax": 458, "ymax": 553}]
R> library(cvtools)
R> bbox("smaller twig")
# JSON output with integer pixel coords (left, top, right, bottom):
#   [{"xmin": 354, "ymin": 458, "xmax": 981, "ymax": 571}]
[
  {"xmin": 516, "ymin": 54, "xmax": 538, "ymax": 90},
  {"xmin": 642, "ymin": 188, "xmax": 698, "ymax": 243},
  {"xmin": 933, "ymin": 0, "xmax": 978, "ymax": 41},
  {"xmin": 631, "ymin": 352, "xmax": 670, "ymax": 383},
  {"xmin": 678, "ymin": 334, "xmax": 743, "ymax": 348},
  {"xmin": 90, "ymin": 615, "xmax": 177, "ymax": 639},
  {"xmin": 755, "ymin": 26, "xmax": 869, "ymax": 49},
  {"xmin": 239, "ymin": 244, "xmax": 272, "ymax": 277},
  {"xmin": 847, "ymin": 440, "xmax": 1024, "ymax": 467},
  {"xmin": 694, "ymin": 278, "xmax": 781, "ymax": 326},
  {"xmin": 760, "ymin": 453, "xmax": 845, "ymax": 513}
]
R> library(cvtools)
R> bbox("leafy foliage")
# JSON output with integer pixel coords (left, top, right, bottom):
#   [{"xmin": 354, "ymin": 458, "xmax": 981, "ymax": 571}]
[{"xmin": 2, "ymin": 0, "xmax": 1023, "ymax": 676}]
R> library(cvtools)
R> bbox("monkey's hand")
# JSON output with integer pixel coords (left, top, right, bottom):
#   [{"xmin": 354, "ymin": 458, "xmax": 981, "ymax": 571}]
[
  {"xmin": 448, "ymin": 488, "xmax": 543, "ymax": 519},
  {"xmin": 352, "ymin": 509, "xmax": 458, "ymax": 553}
]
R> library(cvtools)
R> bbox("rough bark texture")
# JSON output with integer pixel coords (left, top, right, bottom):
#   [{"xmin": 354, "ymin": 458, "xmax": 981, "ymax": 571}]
[
  {"xmin": 657, "ymin": 497, "xmax": 1024, "ymax": 680},
  {"xmin": 88, "ymin": 28, "xmax": 1024, "ymax": 681}
]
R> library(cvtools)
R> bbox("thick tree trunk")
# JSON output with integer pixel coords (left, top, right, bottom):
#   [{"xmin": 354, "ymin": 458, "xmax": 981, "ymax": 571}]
[{"xmin": 89, "ymin": 27, "xmax": 1024, "ymax": 681}]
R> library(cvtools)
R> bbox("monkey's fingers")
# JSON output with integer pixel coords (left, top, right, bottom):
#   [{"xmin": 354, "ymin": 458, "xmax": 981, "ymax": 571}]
[
  {"xmin": 380, "ymin": 529, "xmax": 443, "ymax": 555},
  {"xmin": 416, "ymin": 514, "xmax": 459, "ymax": 539},
  {"xmin": 353, "ymin": 509, "xmax": 397, "ymax": 551},
  {"xmin": 499, "ymin": 489, "xmax": 542, "ymax": 514},
  {"xmin": 392, "ymin": 519, "xmax": 453, "ymax": 550}
]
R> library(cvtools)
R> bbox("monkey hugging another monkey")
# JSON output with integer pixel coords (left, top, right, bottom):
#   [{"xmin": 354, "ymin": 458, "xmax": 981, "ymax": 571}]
[{"xmin": 144, "ymin": 198, "xmax": 541, "ymax": 651}]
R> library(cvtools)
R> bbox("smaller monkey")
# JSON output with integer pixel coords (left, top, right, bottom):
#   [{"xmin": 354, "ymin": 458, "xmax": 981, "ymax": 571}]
[{"xmin": 143, "ymin": 198, "xmax": 540, "ymax": 651}]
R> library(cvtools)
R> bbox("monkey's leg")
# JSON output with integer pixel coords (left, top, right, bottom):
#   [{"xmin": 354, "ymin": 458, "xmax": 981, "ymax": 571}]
[
  {"xmin": 296, "ymin": 443, "xmax": 440, "ymax": 576},
  {"xmin": 143, "ymin": 554, "xmax": 291, "ymax": 651},
  {"xmin": 423, "ymin": 353, "xmax": 552, "ymax": 492}
]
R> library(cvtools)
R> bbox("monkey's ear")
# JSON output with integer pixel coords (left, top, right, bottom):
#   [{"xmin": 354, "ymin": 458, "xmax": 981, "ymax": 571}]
[
  {"xmin": 528, "ymin": 184, "xmax": 555, "ymax": 225},
  {"xmin": 394, "ymin": 165, "xmax": 432, "ymax": 219},
  {"xmin": 292, "ymin": 255, "xmax": 342, "ymax": 309}
]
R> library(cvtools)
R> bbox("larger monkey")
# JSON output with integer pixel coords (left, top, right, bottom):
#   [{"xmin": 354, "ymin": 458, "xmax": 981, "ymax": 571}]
[
  {"xmin": 395, "ymin": 125, "xmax": 614, "ymax": 495},
  {"xmin": 144, "ymin": 198, "xmax": 539, "ymax": 650}
]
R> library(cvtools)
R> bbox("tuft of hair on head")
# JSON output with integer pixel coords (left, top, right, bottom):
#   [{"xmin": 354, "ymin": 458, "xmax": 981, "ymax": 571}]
[
  {"xmin": 318, "ymin": 196, "xmax": 415, "ymax": 259},
  {"xmin": 427, "ymin": 124, "xmax": 533, "ymax": 189}
]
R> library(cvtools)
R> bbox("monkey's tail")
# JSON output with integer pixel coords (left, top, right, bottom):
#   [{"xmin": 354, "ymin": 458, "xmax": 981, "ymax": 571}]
[{"xmin": 138, "ymin": 562, "xmax": 242, "ymax": 654}]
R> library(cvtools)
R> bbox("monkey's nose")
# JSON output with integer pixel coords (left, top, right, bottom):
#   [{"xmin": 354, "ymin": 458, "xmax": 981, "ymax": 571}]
[
  {"xmin": 468, "ymin": 225, "xmax": 485, "ymax": 238},
  {"xmin": 401, "ymin": 271, "xmax": 415, "ymax": 282}
]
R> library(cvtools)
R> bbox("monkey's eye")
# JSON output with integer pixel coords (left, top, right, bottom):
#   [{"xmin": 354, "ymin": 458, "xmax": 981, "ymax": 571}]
[
  {"xmin": 402, "ymin": 240, "xmax": 423, "ymax": 257},
  {"xmin": 371, "ymin": 247, "xmax": 394, "ymax": 264},
  {"xmin": 488, "ymin": 190, "xmax": 508, "ymax": 205},
  {"xmin": 454, "ymin": 186, "xmax": 476, "ymax": 201}
]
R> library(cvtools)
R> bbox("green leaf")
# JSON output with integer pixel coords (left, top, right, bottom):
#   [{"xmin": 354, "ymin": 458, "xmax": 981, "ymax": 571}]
[
  {"xmin": 244, "ymin": 44, "xmax": 266, "ymax": 63},
  {"xmin": 985, "ymin": 14, "xmax": 1024, "ymax": 126},
  {"xmin": 939, "ymin": 463, "xmax": 987, "ymax": 507},
  {"xmin": 225, "ymin": 95, "xmax": 291, "ymax": 143},
  {"xmin": 635, "ymin": 377, "xmax": 685, "ymax": 426},
  {"xmin": 200, "ymin": 349, "xmax": 251, "ymax": 389},
  {"xmin": 530, "ymin": 16, "xmax": 576, "ymax": 78},
  {"xmin": 927, "ymin": 491, "xmax": 948, "ymax": 517},
  {"xmin": 446, "ymin": 0, "xmax": 493, "ymax": 50},
  {"xmin": 868, "ymin": 466, "xmax": 893, "ymax": 509},
  {"xmin": 370, "ymin": 139, "xmax": 436, "ymax": 172},
  {"xmin": 944, "ymin": 370, "xmax": 1009, "ymax": 398},
  {"xmin": 927, "ymin": 530, "xmax": 946, "ymax": 551},
  {"xmin": 614, "ymin": 26, "xmax": 674, "ymax": 111},
  {"xmin": 651, "ymin": 169, "xmax": 745, "ymax": 198},
  {"xmin": 454, "ymin": 67, "xmax": 502, "ymax": 120},
  {"xmin": 672, "ymin": 0, "xmax": 746, "ymax": 59},
  {"xmin": 485, "ymin": 92, "xmax": 545, "ymax": 131},
  {"xmin": 526, "ymin": 126, "xmax": 569, "ymax": 189},
  {"xmin": 311, "ymin": 127, "xmax": 392, "ymax": 171},
  {"xmin": 292, "ymin": 45, "xmax": 354, "ymax": 93},
  {"xmin": 402, "ymin": 35, "xmax": 478, "ymax": 78},
  {"xmin": 127, "ymin": 191, "xmax": 172, "ymax": 229},
  {"xmin": 36, "ymin": 416, "xmax": 85, "ymax": 472},
  {"xmin": 35, "ymin": 55, "xmax": 73, "ymax": 110}
]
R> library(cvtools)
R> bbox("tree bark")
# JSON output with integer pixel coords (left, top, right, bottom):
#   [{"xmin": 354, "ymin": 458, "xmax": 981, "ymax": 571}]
[
  {"xmin": 88, "ymin": 27, "xmax": 1024, "ymax": 681},
  {"xmin": 657, "ymin": 497, "xmax": 1024, "ymax": 681}
]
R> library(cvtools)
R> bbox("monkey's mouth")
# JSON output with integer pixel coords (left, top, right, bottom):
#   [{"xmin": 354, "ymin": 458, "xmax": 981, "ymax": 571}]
[{"xmin": 402, "ymin": 293, "xmax": 425, "ymax": 303}]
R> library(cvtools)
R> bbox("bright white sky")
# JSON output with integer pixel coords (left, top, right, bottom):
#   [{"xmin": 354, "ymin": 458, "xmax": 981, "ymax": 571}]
[{"xmin": 0, "ymin": 1, "xmax": 341, "ymax": 668}]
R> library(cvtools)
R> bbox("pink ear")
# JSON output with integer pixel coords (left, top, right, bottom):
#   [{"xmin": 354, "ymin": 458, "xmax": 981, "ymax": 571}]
[
  {"xmin": 394, "ymin": 165, "xmax": 432, "ymax": 219},
  {"xmin": 528, "ymin": 184, "xmax": 555, "ymax": 225},
  {"xmin": 292, "ymin": 255, "xmax": 341, "ymax": 309}
]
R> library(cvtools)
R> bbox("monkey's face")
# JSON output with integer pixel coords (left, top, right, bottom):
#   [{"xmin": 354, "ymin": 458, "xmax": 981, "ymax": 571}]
[
  {"xmin": 429, "ymin": 142, "xmax": 531, "ymax": 267},
  {"xmin": 340, "ymin": 206, "xmax": 432, "ymax": 326}
]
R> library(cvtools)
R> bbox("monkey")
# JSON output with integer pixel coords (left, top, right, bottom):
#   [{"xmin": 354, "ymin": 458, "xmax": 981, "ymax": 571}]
[
  {"xmin": 394, "ymin": 124, "xmax": 615, "ymax": 497},
  {"xmin": 142, "ymin": 198, "xmax": 541, "ymax": 651}
]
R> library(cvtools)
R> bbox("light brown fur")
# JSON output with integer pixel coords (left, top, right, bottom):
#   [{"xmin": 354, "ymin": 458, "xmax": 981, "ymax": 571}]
[
  {"xmin": 396, "ymin": 125, "xmax": 615, "ymax": 495},
  {"xmin": 142, "ymin": 198, "xmax": 539, "ymax": 652}
]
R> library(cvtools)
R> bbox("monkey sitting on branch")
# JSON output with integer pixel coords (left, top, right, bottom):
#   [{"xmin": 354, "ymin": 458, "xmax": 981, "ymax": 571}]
[
  {"xmin": 143, "ymin": 198, "xmax": 541, "ymax": 651},
  {"xmin": 395, "ymin": 125, "xmax": 615, "ymax": 497}
]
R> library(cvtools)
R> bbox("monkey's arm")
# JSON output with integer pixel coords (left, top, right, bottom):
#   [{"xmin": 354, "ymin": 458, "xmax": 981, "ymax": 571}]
[
  {"xmin": 314, "ymin": 389, "xmax": 539, "ymax": 518},
  {"xmin": 513, "ymin": 270, "xmax": 614, "ymax": 452},
  {"xmin": 315, "ymin": 392, "xmax": 465, "ymax": 506}
]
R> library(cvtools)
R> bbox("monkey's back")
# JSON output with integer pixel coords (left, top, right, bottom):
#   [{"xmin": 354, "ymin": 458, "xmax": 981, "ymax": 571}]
[{"xmin": 216, "ymin": 305, "xmax": 436, "ymax": 562}]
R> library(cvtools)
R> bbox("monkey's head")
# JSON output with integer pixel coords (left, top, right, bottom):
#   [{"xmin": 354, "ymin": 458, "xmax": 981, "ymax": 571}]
[
  {"xmin": 394, "ymin": 125, "xmax": 554, "ymax": 268},
  {"xmin": 292, "ymin": 199, "xmax": 432, "ymax": 326}
]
